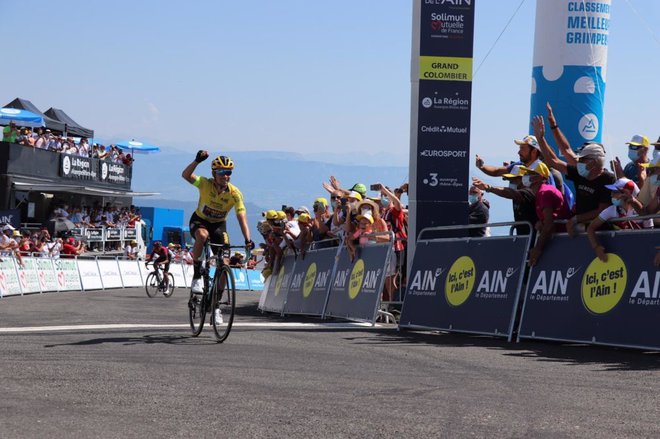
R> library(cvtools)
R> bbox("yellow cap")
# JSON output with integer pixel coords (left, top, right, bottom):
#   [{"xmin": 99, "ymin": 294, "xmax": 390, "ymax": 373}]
[{"xmin": 519, "ymin": 162, "xmax": 550, "ymax": 179}]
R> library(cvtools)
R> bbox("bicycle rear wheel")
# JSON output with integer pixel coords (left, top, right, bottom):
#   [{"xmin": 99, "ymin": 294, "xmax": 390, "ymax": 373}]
[
  {"xmin": 211, "ymin": 265, "xmax": 236, "ymax": 343},
  {"xmin": 163, "ymin": 273, "xmax": 175, "ymax": 298},
  {"xmin": 145, "ymin": 272, "xmax": 159, "ymax": 298}
]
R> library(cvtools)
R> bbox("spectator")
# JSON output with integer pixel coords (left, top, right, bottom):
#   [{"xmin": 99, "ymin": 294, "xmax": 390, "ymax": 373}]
[
  {"xmin": 124, "ymin": 239, "xmax": 139, "ymax": 260},
  {"xmin": 247, "ymin": 255, "xmax": 258, "ymax": 269},
  {"xmin": 476, "ymin": 134, "xmax": 544, "ymax": 178},
  {"xmin": 48, "ymin": 237, "xmax": 63, "ymax": 258},
  {"xmin": 123, "ymin": 153, "xmax": 134, "ymax": 166},
  {"xmin": 0, "ymin": 225, "xmax": 23, "ymax": 266},
  {"xmin": 61, "ymin": 237, "xmax": 85, "ymax": 258},
  {"xmin": 346, "ymin": 212, "xmax": 374, "ymax": 262},
  {"xmin": 533, "ymin": 114, "xmax": 615, "ymax": 237},
  {"xmin": 613, "ymin": 135, "xmax": 650, "ymax": 185},
  {"xmin": 468, "ymin": 185, "xmax": 489, "ymax": 237},
  {"xmin": 2, "ymin": 121, "xmax": 18, "ymax": 143},
  {"xmin": 329, "ymin": 191, "xmax": 348, "ymax": 239},
  {"xmin": 587, "ymin": 178, "xmax": 650, "ymax": 262},
  {"xmin": 637, "ymin": 156, "xmax": 660, "ymax": 216},
  {"xmin": 290, "ymin": 213, "xmax": 313, "ymax": 258},
  {"xmin": 518, "ymin": 162, "xmax": 571, "ymax": 266},
  {"xmin": 379, "ymin": 184, "xmax": 408, "ymax": 301},
  {"xmin": 229, "ymin": 252, "xmax": 244, "ymax": 267},
  {"xmin": 310, "ymin": 197, "xmax": 332, "ymax": 244},
  {"xmin": 473, "ymin": 165, "xmax": 537, "ymax": 237},
  {"xmin": 181, "ymin": 247, "xmax": 194, "ymax": 265}
]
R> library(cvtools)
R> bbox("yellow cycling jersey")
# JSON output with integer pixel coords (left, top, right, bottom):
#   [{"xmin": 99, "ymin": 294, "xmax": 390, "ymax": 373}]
[{"xmin": 191, "ymin": 177, "xmax": 246, "ymax": 222}]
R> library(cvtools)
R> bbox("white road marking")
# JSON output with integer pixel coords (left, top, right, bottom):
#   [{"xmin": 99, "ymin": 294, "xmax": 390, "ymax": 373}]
[{"xmin": 0, "ymin": 322, "xmax": 391, "ymax": 333}]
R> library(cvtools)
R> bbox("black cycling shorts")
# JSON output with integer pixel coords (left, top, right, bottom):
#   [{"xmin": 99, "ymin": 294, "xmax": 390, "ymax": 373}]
[{"xmin": 189, "ymin": 212, "xmax": 229, "ymax": 245}]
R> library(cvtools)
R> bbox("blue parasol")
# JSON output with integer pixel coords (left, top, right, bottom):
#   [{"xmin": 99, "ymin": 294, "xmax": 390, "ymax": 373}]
[
  {"xmin": 0, "ymin": 107, "xmax": 45, "ymax": 128},
  {"xmin": 115, "ymin": 139, "xmax": 161, "ymax": 154}
]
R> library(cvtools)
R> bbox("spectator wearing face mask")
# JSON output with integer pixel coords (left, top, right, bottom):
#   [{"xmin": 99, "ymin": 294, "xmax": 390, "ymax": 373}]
[
  {"xmin": 587, "ymin": 178, "xmax": 651, "ymax": 262},
  {"xmin": 636, "ymin": 156, "xmax": 660, "ymax": 218},
  {"xmin": 473, "ymin": 165, "xmax": 537, "ymax": 238},
  {"xmin": 468, "ymin": 185, "xmax": 489, "ymax": 237},
  {"xmin": 611, "ymin": 135, "xmax": 651, "ymax": 185},
  {"xmin": 518, "ymin": 162, "xmax": 571, "ymax": 266},
  {"xmin": 533, "ymin": 115, "xmax": 615, "ymax": 237}
]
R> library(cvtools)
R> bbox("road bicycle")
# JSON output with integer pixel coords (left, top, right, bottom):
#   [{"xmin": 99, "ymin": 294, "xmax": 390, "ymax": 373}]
[
  {"xmin": 188, "ymin": 240, "xmax": 248, "ymax": 342},
  {"xmin": 144, "ymin": 262, "xmax": 175, "ymax": 298}
]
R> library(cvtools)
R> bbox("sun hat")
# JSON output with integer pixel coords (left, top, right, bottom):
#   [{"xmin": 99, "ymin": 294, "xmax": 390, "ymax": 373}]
[
  {"xmin": 276, "ymin": 211, "xmax": 286, "ymax": 221},
  {"xmin": 519, "ymin": 161, "xmax": 550, "ymax": 179},
  {"xmin": 347, "ymin": 191, "xmax": 363, "ymax": 201},
  {"xmin": 314, "ymin": 197, "xmax": 328, "ymax": 207},
  {"xmin": 350, "ymin": 183, "xmax": 367, "ymax": 198},
  {"xmin": 514, "ymin": 135, "xmax": 540, "ymax": 151},
  {"xmin": 263, "ymin": 210, "xmax": 278, "ymax": 220},
  {"xmin": 2, "ymin": 224, "xmax": 15, "ymax": 232},
  {"xmin": 626, "ymin": 134, "xmax": 650, "ymax": 148},
  {"xmin": 297, "ymin": 213, "xmax": 311, "ymax": 224},
  {"xmin": 502, "ymin": 164, "xmax": 526, "ymax": 179},
  {"xmin": 605, "ymin": 178, "xmax": 640, "ymax": 197},
  {"xmin": 295, "ymin": 206, "xmax": 310, "ymax": 215},
  {"xmin": 356, "ymin": 213, "xmax": 374, "ymax": 224}
]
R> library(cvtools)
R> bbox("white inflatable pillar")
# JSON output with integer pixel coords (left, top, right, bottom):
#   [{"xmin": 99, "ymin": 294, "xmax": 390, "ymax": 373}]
[{"xmin": 530, "ymin": 0, "xmax": 612, "ymax": 150}]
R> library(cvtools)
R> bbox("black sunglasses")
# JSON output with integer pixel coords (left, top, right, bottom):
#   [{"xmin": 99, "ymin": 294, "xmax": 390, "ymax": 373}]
[{"xmin": 214, "ymin": 170, "xmax": 232, "ymax": 176}]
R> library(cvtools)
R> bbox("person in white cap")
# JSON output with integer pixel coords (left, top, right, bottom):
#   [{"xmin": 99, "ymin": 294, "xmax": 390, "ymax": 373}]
[
  {"xmin": 587, "ymin": 178, "xmax": 651, "ymax": 262},
  {"xmin": 0, "ymin": 224, "xmax": 22, "ymax": 266},
  {"xmin": 532, "ymin": 114, "xmax": 616, "ymax": 237},
  {"xmin": 614, "ymin": 134, "xmax": 651, "ymax": 185}
]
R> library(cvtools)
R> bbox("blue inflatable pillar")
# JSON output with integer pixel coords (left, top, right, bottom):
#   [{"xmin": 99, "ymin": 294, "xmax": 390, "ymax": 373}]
[{"xmin": 530, "ymin": 0, "xmax": 612, "ymax": 151}]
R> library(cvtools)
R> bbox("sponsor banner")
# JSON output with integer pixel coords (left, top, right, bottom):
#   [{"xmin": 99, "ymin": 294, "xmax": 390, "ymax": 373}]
[
  {"xmin": 60, "ymin": 154, "xmax": 97, "ymax": 180},
  {"xmin": 518, "ymin": 231, "xmax": 660, "ymax": 350},
  {"xmin": 99, "ymin": 161, "xmax": 131, "ymax": 185},
  {"xmin": 259, "ymin": 253, "xmax": 297, "ymax": 314},
  {"xmin": 531, "ymin": 0, "xmax": 611, "ymax": 151},
  {"xmin": 400, "ymin": 236, "xmax": 529, "ymax": 338},
  {"xmin": 324, "ymin": 244, "xmax": 391, "ymax": 323},
  {"xmin": 35, "ymin": 258, "xmax": 58, "ymax": 292},
  {"xmin": 78, "ymin": 259, "xmax": 103, "ymax": 290},
  {"xmin": 105, "ymin": 228, "xmax": 122, "ymax": 241},
  {"xmin": 0, "ymin": 209, "xmax": 20, "ymax": 228},
  {"xmin": 420, "ymin": 0, "xmax": 475, "ymax": 56},
  {"xmin": 0, "ymin": 257, "xmax": 21, "ymax": 296},
  {"xmin": 231, "ymin": 268, "xmax": 250, "ymax": 291},
  {"xmin": 86, "ymin": 228, "xmax": 104, "ymax": 242},
  {"xmin": 411, "ymin": 0, "xmax": 475, "ymax": 245},
  {"xmin": 98, "ymin": 259, "xmax": 122, "ymax": 289},
  {"xmin": 118, "ymin": 260, "xmax": 143, "ymax": 287},
  {"xmin": 169, "ymin": 263, "xmax": 185, "ymax": 289},
  {"xmin": 17, "ymin": 258, "xmax": 41, "ymax": 294},
  {"xmin": 247, "ymin": 270, "xmax": 265, "ymax": 291},
  {"xmin": 53, "ymin": 258, "xmax": 82, "ymax": 291},
  {"xmin": 123, "ymin": 228, "xmax": 137, "ymax": 240},
  {"xmin": 283, "ymin": 247, "xmax": 337, "ymax": 317}
]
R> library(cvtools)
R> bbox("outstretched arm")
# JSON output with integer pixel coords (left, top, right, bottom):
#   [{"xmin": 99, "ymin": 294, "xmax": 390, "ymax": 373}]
[
  {"xmin": 532, "ymin": 115, "xmax": 568, "ymax": 174},
  {"xmin": 546, "ymin": 102, "xmax": 577, "ymax": 164},
  {"xmin": 182, "ymin": 150, "xmax": 208, "ymax": 184},
  {"xmin": 475, "ymin": 154, "xmax": 508, "ymax": 177}
]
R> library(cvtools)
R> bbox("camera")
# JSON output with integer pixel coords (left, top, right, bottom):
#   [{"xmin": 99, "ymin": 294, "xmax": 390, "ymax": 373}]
[{"xmin": 370, "ymin": 183, "xmax": 382, "ymax": 191}]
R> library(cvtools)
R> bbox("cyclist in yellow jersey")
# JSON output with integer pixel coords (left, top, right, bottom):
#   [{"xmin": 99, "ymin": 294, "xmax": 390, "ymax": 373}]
[{"xmin": 182, "ymin": 150, "xmax": 254, "ymax": 293}]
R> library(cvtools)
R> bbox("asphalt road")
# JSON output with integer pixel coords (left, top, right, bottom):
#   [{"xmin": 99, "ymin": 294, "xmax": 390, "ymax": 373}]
[{"xmin": 1, "ymin": 287, "xmax": 660, "ymax": 439}]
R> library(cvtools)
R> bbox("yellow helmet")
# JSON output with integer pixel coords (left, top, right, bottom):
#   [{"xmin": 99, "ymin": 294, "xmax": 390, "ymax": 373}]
[{"xmin": 211, "ymin": 155, "xmax": 234, "ymax": 171}]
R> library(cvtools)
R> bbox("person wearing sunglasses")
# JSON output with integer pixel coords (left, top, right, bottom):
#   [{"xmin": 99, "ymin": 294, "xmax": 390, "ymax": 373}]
[{"xmin": 182, "ymin": 150, "xmax": 255, "ymax": 294}]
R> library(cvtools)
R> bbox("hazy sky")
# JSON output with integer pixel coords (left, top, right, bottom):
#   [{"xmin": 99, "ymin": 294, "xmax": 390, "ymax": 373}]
[{"xmin": 2, "ymin": 0, "xmax": 659, "ymax": 168}]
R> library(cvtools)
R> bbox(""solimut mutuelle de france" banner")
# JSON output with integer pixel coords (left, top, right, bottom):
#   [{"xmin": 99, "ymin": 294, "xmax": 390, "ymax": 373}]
[{"xmin": 409, "ymin": 0, "xmax": 475, "ymax": 252}]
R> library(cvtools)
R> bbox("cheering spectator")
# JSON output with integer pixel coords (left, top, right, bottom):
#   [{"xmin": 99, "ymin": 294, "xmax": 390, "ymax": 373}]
[
  {"xmin": 587, "ymin": 178, "xmax": 650, "ymax": 262},
  {"xmin": 61, "ymin": 237, "xmax": 85, "ymax": 258},
  {"xmin": 533, "ymin": 113, "xmax": 615, "ymax": 237},
  {"xmin": 518, "ymin": 162, "xmax": 571, "ymax": 266},
  {"xmin": 229, "ymin": 252, "xmax": 244, "ymax": 267},
  {"xmin": 124, "ymin": 240, "xmax": 139, "ymax": 260}
]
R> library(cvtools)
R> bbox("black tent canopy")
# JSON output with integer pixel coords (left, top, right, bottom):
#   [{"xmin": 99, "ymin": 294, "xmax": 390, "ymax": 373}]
[
  {"xmin": 4, "ymin": 97, "xmax": 65, "ymax": 132},
  {"xmin": 44, "ymin": 107, "xmax": 94, "ymax": 138}
]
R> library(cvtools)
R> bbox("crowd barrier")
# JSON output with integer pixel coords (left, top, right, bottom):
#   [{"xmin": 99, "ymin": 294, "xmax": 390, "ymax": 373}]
[
  {"xmin": 259, "ymin": 234, "xmax": 394, "ymax": 324},
  {"xmin": 0, "ymin": 255, "xmax": 265, "ymax": 297},
  {"xmin": 517, "ymin": 228, "xmax": 660, "ymax": 350},
  {"xmin": 399, "ymin": 222, "xmax": 532, "ymax": 341}
]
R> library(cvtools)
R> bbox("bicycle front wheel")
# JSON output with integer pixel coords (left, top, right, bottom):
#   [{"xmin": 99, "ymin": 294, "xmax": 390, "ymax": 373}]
[
  {"xmin": 163, "ymin": 273, "xmax": 175, "ymax": 298},
  {"xmin": 145, "ymin": 272, "xmax": 159, "ymax": 298},
  {"xmin": 211, "ymin": 265, "xmax": 236, "ymax": 343}
]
